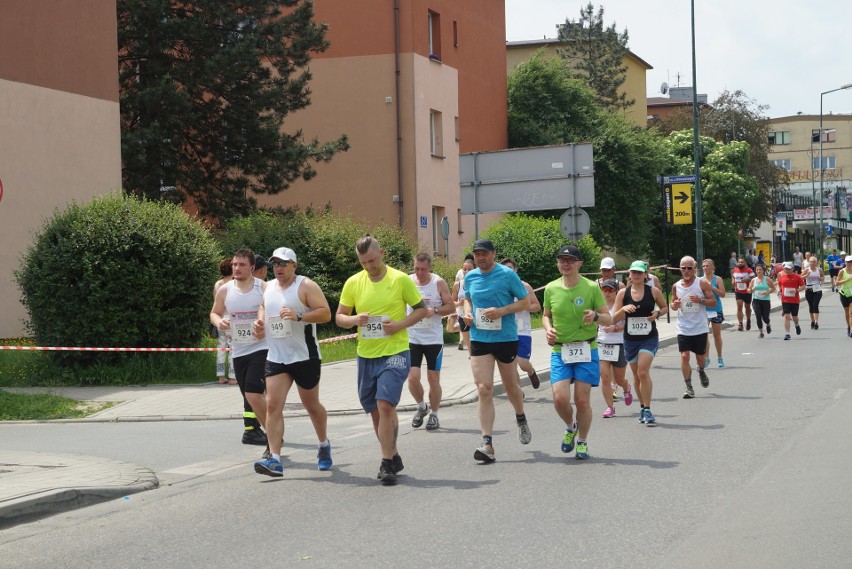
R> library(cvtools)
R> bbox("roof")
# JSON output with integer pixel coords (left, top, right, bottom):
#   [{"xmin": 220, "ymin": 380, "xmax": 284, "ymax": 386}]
[{"xmin": 506, "ymin": 38, "xmax": 653, "ymax": 70}]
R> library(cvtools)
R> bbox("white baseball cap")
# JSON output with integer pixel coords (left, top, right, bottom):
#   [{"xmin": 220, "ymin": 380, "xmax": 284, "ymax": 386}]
[
  {"xmin": 599, "ymin": 257, "xmax": 616, "ymax": 270},
  {"xmin": 270, "ymin": 247, "xmax": 297, "ymax": 263},
  {"xmin": 782, "ymin": 261, "xmax": 794, "ymax": 269},
  {"xmin": 846, "ymin": 256, "xmax": 852, "ymax": 263}
]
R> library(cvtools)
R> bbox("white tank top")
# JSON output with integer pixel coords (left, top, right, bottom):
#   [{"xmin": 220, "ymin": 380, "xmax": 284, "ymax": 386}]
[
  {"xmin": 455, "ymin": 273, "xmax": 467, "ymax": 317},
  {"xmin": 263, "ymin": 275, "xmax": 320, "ymax": 364},
  {"xmin": 675, "ymin": 278, "xmax": 708, "ymax": 336},
  {"xmin": 805, "ymin": 269, "xmax": 822, "ymax": 288},
  {"xmin": 597, "ymin": 303, "xmax": 623, "ymax": 344},
  {"xmin": 408, "ymin": 273, "xmax": 444, "ymax": 345},
  {"xmin": 225, "ymin": 278, "xmax": 267, "ymax": 358},
  {"xmin": 516, "ymin": 307, "xmax": 532, "ymax": 337}
]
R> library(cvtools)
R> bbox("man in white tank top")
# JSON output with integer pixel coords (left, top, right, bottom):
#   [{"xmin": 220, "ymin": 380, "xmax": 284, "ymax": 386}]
[
  {"xmin": 210, "ymin": 249, "xmax": 269, "ymax": 447},
  {"xmin": 253, "ymin": 247, "xmax": 334, "ymax": 477},
  {"xmin": 407, "ymin": 253, "xmax": 456, "ymax": 431},
  {"xmin": 669, "ymin": 256, "xmax": 717, "ymax": 399}
]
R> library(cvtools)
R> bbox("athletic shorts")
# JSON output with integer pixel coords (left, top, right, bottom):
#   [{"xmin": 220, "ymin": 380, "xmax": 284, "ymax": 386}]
[
  {"xmin": 677, "ymin": 333, "xmax": 708, "ymax": 355},
  {"xmin": 708, "ymin": 312, "xmax": 724, "ymax": 325},
  {"xmin": 457, "ymin": 314, "xmax": 471, "ymax": 333},
  {"xmin": 550, "ymin": 350, "xmax": 600, "ymax": 386},
  {"xmin": 842, "ymin": 295, "xmax": 852, "ymax": 308},
  {"xmin": 233, "ymin": 349, "xmax": 267, "ymax": 394},
  {"xmin": 517, "ymin": 335, "xmax": 532, "ymax": 359},
  {"xmin": 735, "ymin": 292, "xmax": 753, "ymax": 303},
  {"xmin": 265, "ymin": 358, "xmax": 321, "ymax": 390},
  {"xmin": 781, "ymin": 302, "xmax": 800, "ymax": 316},
  {"xmin": 830, "ymin": 268, "xmax": 840, "ymax": 278},
  {"xmin": 624, "ymin": 336, "xmax": 659, "ymax": 364},
  {"xmin": 469, "ymin": 340, "xmax": 518, "ymax": 364},
  {"xmin": 409, "ymin": 343, "xmax": 443, "ymax": 371},
  {"xmin": 356, "ymin": 351, "xmax": 410, "ymax": 413},
  {"xmin": 598, "ymin": 342, "xmax": 627, "ymax": 369}
]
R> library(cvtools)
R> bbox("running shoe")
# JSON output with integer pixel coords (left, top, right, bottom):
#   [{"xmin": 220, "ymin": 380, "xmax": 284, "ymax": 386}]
[
  {"xmin": 517, "ymin": 421, "xmax": 532, "ymax": 445},
  {"xmin": 602, "ymin": 406, "xmax": 615, "ymax": 418},
  {"xmin": 759, "ymin": 332, "xmax": 764, "ymax": 338},
  {"xmin": 261, "ymin": 448, "xmax": 272, "ymax": 461},
  {"xmin": 623, "ymin": 390, "xmax": 634, "ymax": 406},
  {"xmin": 561, "ymin": 424, "xmax": 578, "ymax": 453},
  {"xmin": 378, "ymin": 462, "xmax": 398, "ymax": 485},
  {"xmin": 738, "ymin": 322, "xmax": 744, "ymax": 331},
  {"xmin": 795, "ymin": 324, "xmax": 802, "ymax": 336},
  {"xmin": 411, "ymin": 405, "xmax": 429, "ymax": 428},
  {"xmin": 242, "ymin": 427, "xmax": 268, "ymax": 446},
  {"xmin": 698, "ymin": 368, "xmax": 709, "ymax": 388},
  {"xmin": 639, "ymin": 408, "xmax": 647, "ymax": 423},
  {"xmin": 425, "ymin": 414, "xmax": 440, "ymax": 431},
  {"xmin": 474, "ymin": 442, "xmax": 496, "ymax": 463},
  {"xmin": 458, "ymin": 342, "xmax": 465, "ymax": 351},
  {"xmin": 644, "ymin": 409, "xmax": 656, "ymax": 424},
  {"xmin": 529, "ymin": 370, "xmax": 541, "ymax": 389},
  {"xmin": 317, "ymin": 443, "xmax": 332, "ymax": 471},
  {"xmin": 814, "ymin": 323, "xmax": 819, "ymax": 330},
  {"xmin": 766, "ymin": 324, "xmax": 772, "ymax": 334},
  {"xmin": 612, "ymin": 388, "xmax": 619, "ymax": 401},
  {"xmin": 784, "ymin": 334, "xmax": 791, "ymax": 340},
  {"xmin": 575, "ymin": 441, "xmax": 589, "ymax": 460},
  {"xmin": 810, "ymin": 321, "xmax": 815, "ymax": 329},
  {"xmin": 683, "ymin": 386, "xmax": 695, "ymax": 399},
  {"xmin": 746, "ymin": 319, "xmax": 751, "ymax": 330},
  {"xmin": 254, "ymin": 456, "xmax": 283, "ymax": 478},
  {"xmin": 391, "ymin": 453, "xmax": 404, "ymax": 474},
  {"xmin": 718, "ymin": 357, "xmax": 725, "ymax": 368}
]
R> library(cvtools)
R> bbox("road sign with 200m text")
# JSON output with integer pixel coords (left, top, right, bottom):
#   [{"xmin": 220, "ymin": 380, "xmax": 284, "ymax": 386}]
[{"xmin": 662, "ymin": 175, "xmax": 694, "ymax": 225}]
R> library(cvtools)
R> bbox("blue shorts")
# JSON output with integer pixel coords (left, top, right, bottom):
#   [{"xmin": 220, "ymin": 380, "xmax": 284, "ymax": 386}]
[
  {"xmin": 624, "ymin": 336, "xmax": 659, "ymax": 364},
  {"xmin": 517, "ymin": 335, "xmax": 532, "ymax": 359},
  {"xmin": 357, "ymin": 351, "xmax": 410, "ymax": 413},
  {"xmin": 550, "ymin": 349, "xmax": 600, "ymax": 386}
]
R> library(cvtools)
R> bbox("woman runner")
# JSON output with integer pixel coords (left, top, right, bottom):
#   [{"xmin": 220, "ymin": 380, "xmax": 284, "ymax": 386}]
[
  {"xmin": 702, "ymin": 259, "xmax": 727, "ymax": 368},
  {"xmin": 597, "ymin": 279, "xmax": 632, "ymax": 418},
  {"xmin": 748, "ymin": 264, "xmax": 776, "ymax": 338},
  {"xmin": 802, "ymin": 256, "xmax": 825, "ymax": 329}
]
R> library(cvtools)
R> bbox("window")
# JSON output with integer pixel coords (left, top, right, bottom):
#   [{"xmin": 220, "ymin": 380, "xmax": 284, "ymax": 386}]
[
  {"xmin": 812, "ymin": 128, "xmax": 836, "ymax": 143},
  {"xmin": 430, "ymin": 109, "xmax": 443, "ymax": 157},
  {"xmin": 432, "ymin": 206, "xmax": 446, "ymax": 257},
  {"xmin": 812, "ymin": 155, "xmax": 836, "ymax": 170},
  {"xmin": 457, "ymin": 208, "xmax": 464, "ymax": 234},
  {"xmin": 768, "ymin": 131, "xmax": 791, "ymax": 145},
  {"xmin": 454, "ymin": 116, "xmax": 460, "ymax": 142},
  {"xmin": 428, "ymin": 11, "xmax": 441, "ymax": 61},
  {"xmin": 769, "ymin": 159, "xmax": 791, "ymax": 171},
  {"xmin": 453, "ymin": 20, "xmax": 458, "ymax": 47}
]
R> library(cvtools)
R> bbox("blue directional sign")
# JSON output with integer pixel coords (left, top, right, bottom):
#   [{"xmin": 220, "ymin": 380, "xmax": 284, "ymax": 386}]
[{"xmin": 825, "ymin": 224, "xmax": 833, "ymax": 236}]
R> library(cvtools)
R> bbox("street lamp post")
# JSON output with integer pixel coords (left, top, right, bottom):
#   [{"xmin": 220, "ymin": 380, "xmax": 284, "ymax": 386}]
[
  {"xmin": 690, "ymin": 0, "xmax": 704, "ymax": 269},
  {"xmin": 819, "ymin": 83, "xmax": 852, "ymax": 261}
]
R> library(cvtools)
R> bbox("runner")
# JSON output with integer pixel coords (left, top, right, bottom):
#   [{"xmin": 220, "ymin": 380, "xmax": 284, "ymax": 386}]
[
  {"xmin": 210, "ymin": 249, "xmax": 269, "ymax": 446},
  {"xmin": 253, "ymin": 247, "xmax": 333, "ymax": 477},
  {"xmin": 596, "ymin": 257, "xmax": 625, "ymax": 290},
  {"xmin": 670, "ymin": 256, "xmax": 716, "ymax": 399},
  {"xmin": 702, "ymin": 259, "xmax": 727, "ymax": 368},
  {"xmin": 596, "ymin": 278, "xmax": 632, "ymax": 418},
  {"xmin": 836, "ymin": 255, "xmax": 852, "ymax": 337},
  {"xmin": 335, "ymin": 236, "xmax": 429, "ymax": 485},
  {"xmin": 452, "ymin": 255, "xmax": 475, "ymax": 353},
  {"xmin": 613, "ymin": 260, "xmax": 667, "ymax": 423},
  {"xmin": 802, "ymin": 255, "xmax": 825, "ymax": 330},
  {"xmin": 501, "ymin": 258, "xmax": 542, "ymax": 389},
  {"xmin": 213, "ymin": 257, "xmax": 236, "ymax": 385},
  {"xmin": 747, "ymin": 264, "xmax": 776, "ymax": 338},
  {"xmin": 542, "ymin": 245, "xmax": 611, "ymax": 458},
  {"xmin": 407, "ymin": 253, "xmax": 456, "ymax": 431},
  {"xmin": 776, "ymin": 261, "xmax": 806, "ymax": 341},
  {"xmin": 792, "ymin": 247, "xmax": 803, "ymax": 274},
  {"xmin": 462, "ymin": 239, "xmax": 531, "ymax": 463},
  {"xmin": 827, "ymin": 249, "xmax": 841, "ymax": 292},
  {"xmin": 732, "ymin": 257, "xmax": 755, "ymax": 331}
]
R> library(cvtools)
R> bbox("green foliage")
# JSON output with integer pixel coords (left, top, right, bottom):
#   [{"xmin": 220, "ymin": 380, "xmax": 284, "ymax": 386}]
[
  {"xmin": 14, "ymin": 193, "xmax": 219, "ymax": 367},
  {"xmin": 118, "ymin": 0, "xmax": 349, "ymax": 219},
  {"xmin": 0, "ymin": 389, "xmax": 97, "ymax": 420},
  {"xmin": 557, "ymin": 2, "xmax": 633, "ymax": 111},
  {"xmin": 477, "ymin": 213, "xmax": 602, "ymax": 290}
]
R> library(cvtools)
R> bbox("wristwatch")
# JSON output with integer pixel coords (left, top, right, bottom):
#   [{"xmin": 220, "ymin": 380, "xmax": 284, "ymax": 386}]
[
  {"xmin": 296, "ymin": 311, "xmax": 303, "ymax": 321},
  {"xmin": 593, "ymin": 312, "xmax": 599, "ymax": 322}
]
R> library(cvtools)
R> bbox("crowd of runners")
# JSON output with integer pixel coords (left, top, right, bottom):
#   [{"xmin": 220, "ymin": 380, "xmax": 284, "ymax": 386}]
[{"xmin": 209, "ymin": 238, "xmax": 852, "ymax": 485}]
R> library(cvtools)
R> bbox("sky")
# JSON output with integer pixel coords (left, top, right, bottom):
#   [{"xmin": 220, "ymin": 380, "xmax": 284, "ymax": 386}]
[{"xmin": 504, "ymin": 0, "xmax": 852, "ymax": 119}]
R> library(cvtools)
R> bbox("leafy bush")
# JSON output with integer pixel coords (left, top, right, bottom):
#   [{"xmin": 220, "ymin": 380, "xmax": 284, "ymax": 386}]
[{"xmin": 15, "ymin": 193, "xmax": 219, "ymax": 366}]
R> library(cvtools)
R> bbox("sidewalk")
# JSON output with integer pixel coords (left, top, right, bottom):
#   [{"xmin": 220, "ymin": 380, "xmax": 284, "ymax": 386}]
[{"xmin": 0, "ymin": 292, "xmax": 764, "ymax": 527}]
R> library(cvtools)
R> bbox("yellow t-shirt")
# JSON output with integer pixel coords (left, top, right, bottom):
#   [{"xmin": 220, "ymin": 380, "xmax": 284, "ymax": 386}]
[{"xmin": 340, "ymin": 266, "xmax": 423, "ymax": 358}]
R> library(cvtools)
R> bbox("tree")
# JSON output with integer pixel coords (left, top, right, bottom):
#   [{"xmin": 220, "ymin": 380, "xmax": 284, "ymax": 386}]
[
  {"xmin": 556, "ymin": 2, "xmax": 633, "ymax": 111},
  {"xmin": 507, "ymin": 53, "xmax": 666, "ymax": 256},
  {"xmin": 118, "ymin": 0, "xmax": 349, "ymax": 220}
]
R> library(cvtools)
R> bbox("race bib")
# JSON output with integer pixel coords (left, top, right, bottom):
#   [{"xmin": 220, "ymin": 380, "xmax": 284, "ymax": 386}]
[
  {"xmin": 783, "ymin": 287, "xmax": 796, "ymax": 298},
  {"xmin": 809, "ymin": 283, "xmax": 822, "ymax": 293},
  {"xmin": 361, "ymin": 315, "xmax": 389, "ymax": 339},
  {"xmin": 267, "ymin": 316, "xmax": 292, "ymax": 339},
  {"xmin": 736, "ymin": 282, "xmax": 747, "ymax": 291},
  {"xmin": 627, "ymin": 317, "xmax": 651, "ymax": 335},
  {"xmin": 599, "ymin": 343, "xmax": 620, "ymax": 362},
  {"xmin": 230, "ymin": 312, "xmax": 258, "ymax": 344},
  {"xmin": 681, "ymin": 299, "xmax": 700, "ymax": 313},
  {"xmin": 475, "ymin": 308, "xmax": 501, "ymax": 331},
  {"xmin": 411, "ymin": 314, "xmax": 433, "ymax": 330},
  {"xmin": 561, "ymin": 341, "xmax": 592, "ymax": 363}
]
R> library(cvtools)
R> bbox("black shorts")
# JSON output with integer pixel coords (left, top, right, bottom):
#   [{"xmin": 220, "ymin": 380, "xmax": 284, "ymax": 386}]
[
  {"xmin": 781, "ymin": 302, "xmax": 800, "ymax": 317},
  {"xmin": 469, "ymin": 340, "xmax": 518, "ymax": 364},
  {"xmin": 677, "ymin": 333, "xmax": 708, "ymax": 355},
  {"xmin": 233, "ymin": 349, "xmax": 267, "ymax": 394},
  {"xmin": 409, "ymin": 343, "xmax": 443, "ymax": 371},
  {"xmin": 457, "ymin": 314, "xmax": 471, "ymax": 333},
  {"xmin": 840, "ymin": 295, "xmax": 852, "ymax": 308},
  {"xmin": 735, "ymin": 292, "xmax": 753, "ymax": 303},
  {"xmin": 829, "ymin": 268, "xmax": 840, "ymax": 278},
  {"xmin": 265, "ymin": 358, "xmax": 321, "ymax": 390}
]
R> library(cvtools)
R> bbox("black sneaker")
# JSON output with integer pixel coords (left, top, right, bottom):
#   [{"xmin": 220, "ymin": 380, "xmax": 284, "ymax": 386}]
[
  {"xmin": 795, "ymin": 324, "xmax": 802, "ymax": 336},
  {"xmin": 529, "ymin": 370, "xmax": 541, "ymax": 389},
  {"xmin": 698, "ymin": 368, "xmax": 709, "ymax": 388},
  {"xmin": 411, "ymin": 405, "xmax": 429, "ymax": 428},
  {"xmin": 392, "ymin": 453, "xmax": 404, "ymax": 474},
  {"xmin": 766, "ymin": 324, "xmax": 772, "ymax": 334},
  {"xmin": 242, "ymin": 428, "xmax": 268, "ymax": 446},
  {"xmin": 378, "ymin": 462, "xmax": 398, "ymax": 486}
]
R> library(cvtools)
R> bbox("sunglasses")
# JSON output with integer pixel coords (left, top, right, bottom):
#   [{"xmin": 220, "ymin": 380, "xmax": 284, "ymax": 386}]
[
  {"xmin": 680, "ymin": 266, "xmax": 695, "ymax": 270},
  {"xmin": 271, "ymin": 260, "xmax": 292, "ymax": 267}
]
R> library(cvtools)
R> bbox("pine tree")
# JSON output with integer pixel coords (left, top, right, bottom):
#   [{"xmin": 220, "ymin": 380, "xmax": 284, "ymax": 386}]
[
  {"xmin": 118, "ymin": 0, "xmax": 348, "ymax": 219},
  {"xmin": 556, "ymin": 2, "xmax": 634, "ymax": 111}
]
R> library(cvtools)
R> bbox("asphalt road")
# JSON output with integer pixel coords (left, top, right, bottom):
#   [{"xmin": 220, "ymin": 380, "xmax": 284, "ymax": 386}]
[{"xmin": 1, "ymin": 305, "xmax": 851, "ymax": 568}]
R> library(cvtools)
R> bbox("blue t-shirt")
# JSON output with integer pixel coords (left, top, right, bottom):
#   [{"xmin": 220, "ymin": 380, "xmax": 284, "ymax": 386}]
[{"xmin": 464, "ymin": 263, "xmax": 528, "ymax": 343}]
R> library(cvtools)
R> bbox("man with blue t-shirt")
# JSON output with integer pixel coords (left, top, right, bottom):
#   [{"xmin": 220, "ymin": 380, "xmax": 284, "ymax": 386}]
[{"xmin": 462, "ymin": 239, "xmax": 531, "ymax": 463}]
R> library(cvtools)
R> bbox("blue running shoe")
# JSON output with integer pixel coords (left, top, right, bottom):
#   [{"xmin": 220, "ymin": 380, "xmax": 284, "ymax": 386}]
[
  {"xmin": 254, "ymin": 456, "xmax": 283, "ymax": 477},
  {"xmin": 639, "ymin": 408, "xmax": 647, "ymax": 423},
  {"xmin": 317, "ymin": 442, "xmax": 332, "ymax": 471},
  {"xmin": 644, "ymin": 409, "xmax": 656, "ymax": 425},
  {"xmin": 561, "ymin": 422, "xmax": 578, "ymax": 453},
  {"xmin": 575, "ymin": 441, "xmax": 589, "ymax": 460}
]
